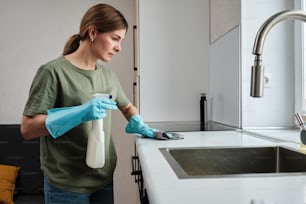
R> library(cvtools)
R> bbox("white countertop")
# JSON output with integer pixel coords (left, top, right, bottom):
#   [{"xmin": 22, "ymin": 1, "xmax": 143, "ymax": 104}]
[
  {"xmin": 136, "ymin": 130, "xmax": 306, "ymax": 204},
  {"xmin": 244, "ymin": 128, "xmax": 301, "ymax": 143}
]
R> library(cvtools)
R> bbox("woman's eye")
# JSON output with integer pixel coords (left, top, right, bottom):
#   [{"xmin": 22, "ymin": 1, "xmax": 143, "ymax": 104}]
[{"xmin": 112, "ymin": 37, "xmax": 119, "ymax": 41}]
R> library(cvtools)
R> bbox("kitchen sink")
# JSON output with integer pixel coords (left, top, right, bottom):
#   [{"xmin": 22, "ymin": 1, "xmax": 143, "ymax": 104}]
[{"xmin": 160, "ymin": 146, "xmax": 306, "ymax": 179}]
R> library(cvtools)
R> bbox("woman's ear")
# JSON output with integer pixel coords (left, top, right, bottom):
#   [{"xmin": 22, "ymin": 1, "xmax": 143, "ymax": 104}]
[{"xmin": 88, "ymin": 26, "xmax": 97, "ymax": 42}]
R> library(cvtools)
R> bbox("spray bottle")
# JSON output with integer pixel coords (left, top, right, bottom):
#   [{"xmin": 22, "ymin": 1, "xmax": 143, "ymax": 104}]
[{"xmin": 86, "ymin": 93, "xmax": 112, "ymax": 168}]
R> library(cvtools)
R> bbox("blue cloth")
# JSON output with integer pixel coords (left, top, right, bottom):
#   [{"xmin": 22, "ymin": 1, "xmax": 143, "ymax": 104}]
[{"xmin": 46, "ymin": 98, "xmax": 117, "ymax": 138}]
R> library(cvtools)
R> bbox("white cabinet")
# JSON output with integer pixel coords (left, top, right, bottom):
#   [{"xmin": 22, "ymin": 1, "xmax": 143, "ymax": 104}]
[{"xmin": 137, "ymin": 0, "xmax": 209, "ymax": 122}]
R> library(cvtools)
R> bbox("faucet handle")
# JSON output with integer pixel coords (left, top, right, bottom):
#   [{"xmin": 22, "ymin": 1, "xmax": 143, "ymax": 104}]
[
  {"xmin": 295, "ymin": 113, "xmax": 306, "ymax": 130},
  {"xmin": 294, "ymin": 113, "xmax": 306, "ymax": 145}
]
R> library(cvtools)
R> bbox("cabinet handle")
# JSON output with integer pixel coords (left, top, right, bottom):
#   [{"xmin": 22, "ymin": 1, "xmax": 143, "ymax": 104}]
[
  {"xmin": 133, "ymin": 25, "xmax": 137, "ymax": 71},
  {"xmin": 131, "ymin": 144, "xmax": 149, "ymax": 203},
  {"xmin": 131, "ymin": 156, "xmax": 141, "ymax": 177},
  {"xmin": 133, "ymin": 82, "xmax": 137, "ymax": 105}
]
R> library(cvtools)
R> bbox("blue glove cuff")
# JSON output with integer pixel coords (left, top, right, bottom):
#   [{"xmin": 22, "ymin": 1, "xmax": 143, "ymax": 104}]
[{"xmin": 125, "ymin": 115, "xmax": 156, "ymax": 138}]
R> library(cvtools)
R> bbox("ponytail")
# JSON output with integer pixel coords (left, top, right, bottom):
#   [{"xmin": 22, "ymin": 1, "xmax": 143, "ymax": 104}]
[{"xmin": 63, "ymin": 34, "xmax": 82, "ymax": 55}]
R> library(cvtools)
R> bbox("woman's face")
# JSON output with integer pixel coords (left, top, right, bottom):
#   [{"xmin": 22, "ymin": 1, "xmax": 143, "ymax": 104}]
[{"xmin": 93, "ymin": 29, "xmax": 126, "ymax": 62}]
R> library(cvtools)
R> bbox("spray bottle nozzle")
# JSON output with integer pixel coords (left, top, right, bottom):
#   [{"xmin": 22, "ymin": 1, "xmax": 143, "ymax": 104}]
[{"xmin": 93, "ymin": 93, "xmax": 112, "ymax": 99}]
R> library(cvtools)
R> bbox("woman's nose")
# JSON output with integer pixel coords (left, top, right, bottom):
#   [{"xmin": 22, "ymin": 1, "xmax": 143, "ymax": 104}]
[{"xmin": 114, "ymin": 44, "xmax": 121, "ymax": 52}]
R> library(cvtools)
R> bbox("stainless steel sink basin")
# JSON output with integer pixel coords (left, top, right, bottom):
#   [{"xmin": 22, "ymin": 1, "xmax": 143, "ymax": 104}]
[{"xmin": 160, "ymin": 146, "xmax": 306, "ymax": 179}]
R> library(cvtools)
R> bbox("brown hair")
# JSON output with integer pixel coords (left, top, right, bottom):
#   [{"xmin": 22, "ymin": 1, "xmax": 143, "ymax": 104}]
[{"xmin": 63, "ymin": 4, "xmax": 128, "ymax": 55}]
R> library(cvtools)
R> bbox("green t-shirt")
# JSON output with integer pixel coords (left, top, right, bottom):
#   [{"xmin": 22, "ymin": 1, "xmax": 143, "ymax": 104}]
[{"xmin": 23, "ymin": 56, "xmax": 130, "ymax": 193}]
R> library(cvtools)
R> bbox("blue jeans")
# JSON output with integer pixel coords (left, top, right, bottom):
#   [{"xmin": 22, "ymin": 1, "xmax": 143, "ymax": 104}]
[{"xmin": 44, "ymin": 176, "xmax": 114, "ymax": 204}]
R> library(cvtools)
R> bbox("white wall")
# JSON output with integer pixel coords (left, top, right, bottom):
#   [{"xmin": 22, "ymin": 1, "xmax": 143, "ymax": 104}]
[
  {"xmin": 0, "ymin": 1, "xmax": 138, "ymax": 203},
  {"xmin": 209, "ymin": 0, "xmax": 296, "ymax": 128},
  {"xmin": 241, "ymin": 0, "xmax": 295, "ymax": 128},
  {"xmin": 208, "ymin": 0, "xmax": 241, "ymax": 128},
  {"xmin": 209, "ymin": 26, "xmax": 241, "ymax": 127},
  {"xmin": 0, "ymin": 0, "xmax": 133, "ymax": 124},
  {"xmin": 138, "ymin": 0, "xmax": 209, "ymax": 122}
]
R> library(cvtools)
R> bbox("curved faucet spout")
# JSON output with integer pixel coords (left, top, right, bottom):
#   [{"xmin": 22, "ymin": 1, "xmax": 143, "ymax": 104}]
[
  {"xmin": 253, "ymin": 10, "xmax": 306, "ymax": 55},
  {"xmin": 251, "ymin": 10, "xmax": 306, "ymax": 97}
]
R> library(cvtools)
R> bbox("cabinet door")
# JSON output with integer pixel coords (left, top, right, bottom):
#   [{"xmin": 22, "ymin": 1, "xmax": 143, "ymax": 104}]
[{"xmin": 138, "ymin": 0, "xmax": 209, "ymax": 122}]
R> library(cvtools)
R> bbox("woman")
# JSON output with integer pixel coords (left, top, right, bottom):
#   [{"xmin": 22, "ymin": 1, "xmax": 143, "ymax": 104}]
[{"xmin": 21, "ymin": 4, "xmax": 178, "ymax": 204}]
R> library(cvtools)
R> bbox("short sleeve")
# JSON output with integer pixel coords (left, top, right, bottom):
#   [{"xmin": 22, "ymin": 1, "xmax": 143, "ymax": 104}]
[
  {"xmin": 111, "ymin": 72, "xmax": 130, "ymax": 108},
  {"xmin": 23, "ymin": 66, "xmax": 58, "ymax": 116}
]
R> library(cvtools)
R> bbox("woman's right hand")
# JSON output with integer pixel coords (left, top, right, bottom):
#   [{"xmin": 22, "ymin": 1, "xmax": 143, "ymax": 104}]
[
  {"xmin": 45, "ymin": 98, "xmax": 117, "ymax": 139},
  {"xmin": 81, "ymin": 98, "xmax": 118, "ymax": 121}
]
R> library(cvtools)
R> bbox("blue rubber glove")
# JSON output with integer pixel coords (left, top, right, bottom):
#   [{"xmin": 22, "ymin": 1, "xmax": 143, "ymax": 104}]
[
  {"xmin": 125, "ymin": 115, "xmax": 184, "ymax": 140},
  {"xmin": 46, "ymin": 98, "xmax": 117, "ymax": 138},
  {"xmin": 125, "ymin": 115, "xmax": 157, "ymax": 138}
]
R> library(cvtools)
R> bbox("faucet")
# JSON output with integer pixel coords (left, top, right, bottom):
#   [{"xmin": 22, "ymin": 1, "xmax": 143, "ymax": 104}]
[{"xmin": 250, "ymin": 10, "xmax": 306, "ymax": 97}]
